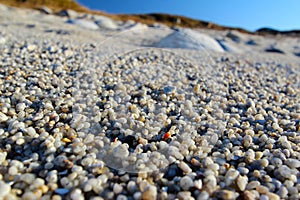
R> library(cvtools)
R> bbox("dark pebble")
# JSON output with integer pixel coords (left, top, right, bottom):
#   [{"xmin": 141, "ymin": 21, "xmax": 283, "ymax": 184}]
[
  {"xmin": 122, "ymin": 135, "xmax": 138, "ymax": 149},
  {"xmin": 164, "ymin": 163, "xmax": 183, "ymax": 180},
  {"xmin": 265, "ymin": 47, "xmax": 285, "ymax": 54},
  {"xmin": 167, "ymin": 182, "xmax": 181, "ymax": 193}
]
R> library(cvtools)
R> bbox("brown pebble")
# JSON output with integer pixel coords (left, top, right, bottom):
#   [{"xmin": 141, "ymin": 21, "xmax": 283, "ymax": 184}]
[
  {"xmin": 191, "ymin": 158, "xmax": 201, "ymax": 167},
  {"xmin": 141, "ymin": 185, "xmax": 157, "ymax": 200},
  {"xmin": 241, "ymin": 190, "xmax": 256, "ymax": 200},
  {"xmin": 63, "ymin": 159, "xmax": 73, "ymax": 169},
  {"xmin": 215, "ymin": 189, "xmax": 237, "ymax": 200},
  {"xmin": 224, "ymin": 163, "xmax": 230, "ymax": 170}
]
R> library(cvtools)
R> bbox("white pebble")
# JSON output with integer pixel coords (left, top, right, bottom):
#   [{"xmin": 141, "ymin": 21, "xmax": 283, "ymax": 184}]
[
  {"xmin": 236, "ymin": 175, "xmax": 248, "ymax": 191},
  {"xmin": 178, "ymin": 161, "xmax": 192, "ymax": 174},
  {"xmin": 70, "ymin": 188, "xmax": 84, "ymax": 200},
  {"xmin": 8, "ymin": 165, "xmax": 18, "ymax": 175},
  {"xmin": 16, "ymin": 103, "xmax": 26, "ymax": 112},
  {"xmin": 0, "ymin": 112, "xmax": 8, "ymax": 123},
  {"xmin": 0, "ymin": 181, "xmax": 11, "ymax": 198},
  {"xmin": 113, "ymin": 144, "xmax": 129, "ymax": 158},
  {"xmin": 113, "ymin": 183, "xmax": 123, "ymax": 194},
  {"xmin": 225, "ymin": 169, "xmax": 240, "ymax": 186}
]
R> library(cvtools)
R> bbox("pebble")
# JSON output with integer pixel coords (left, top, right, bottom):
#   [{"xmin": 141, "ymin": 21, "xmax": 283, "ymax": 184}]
[
  {"xmin": 271, "ymin": 157, "xmax": 282, "ymax": 167},
  {"xmin": 26, "ymin": 45, "xmax": 37, "ymax": 52},
  {"xmin": 277, "ymin": 165, "xmax": 292, "ymax": 179},
  {"xmin": 278, "ymin": 136, "xmax": 292, "ymax": 149},
  {"xmin": 70, "ymin": 188, "xmax": 84, "ymax": 200},
  {"xmin": 245, "ymin": 149, "xmax": 255, "ymax": 163},
  {"xmin": 237, "ymin": 166, "xmax": 249, "ymax": 175},
  {"xmin": 113, "ymin": 183, "xmax": 123, "ymax": 194},
  {"xmin": 116, "ymin": 195, "xmax": 128, "ymax": 200},
  {"xmin": 204, "ymin": 174, "xmax": 217, "ymax": 193},
  {"xmin": 22, "ymin": 192, "xmax": 39, "ymax": 200},
  {"xmin": 180, "ymin": 175, "xmax": 194, "ymax": 191},
  {"xmin": 236, "ymin": 175, "xmax": 248, "ymax": 191},
  {"xmin": 285, "ymin": 158, "xmax": 300, "ymax": 168},
  {"xmin": 141, "ymin": 185, "xmax": 157, "ymax": 200},
  {"xmin": 225, "ymin": 169, "xmax": 239, "ymax": 186},
  {"xmin": 259, "ymin": 158, "xmax": 269, "ymax": 168},
  {"xmin": 197, "ymin": 191, "xmax": 209, "ymax": 200},
  {"xmin": 260, "ymin": 194, "xmax": 269, "ymax": 200},
  {"xmin": 256, "ymin": 185, "xmax": 269, "ymax": 194},
  {"xmin": 112, "ymin": 144, "xmax": 129, "ymax": 158},
  {"xmin": 241, "ymin": 190, "xmax": 255, "ymax": 200},
  {"xmin": 215, "ymin": 190, "xmax": 237, "ymax": 200},
  {"xmin": 8, "ymin": 165, "xmax": 18, "ymax": 176},
  {"xmin": 0, "ymin": 181, "xmax": 11, "ymax": 198},
  {"xmin": 177, "ymin": 191, "xmax": 192, "ymax": 200},
  {"xmin": 194, "ymin": 180, "xmax": 202, "ymax": 190},
  {"xmin": 246, "ymin": 181, "xmax": 260, "ymax": 190},
  {"xmin": 243, "ymin": 135, "xmax": 252, "ymax": 148},
  {"xmin": 277, "ymin": 186, "xmax": 288, "ymax": 198},
  {"xmin": 266, "ymin": 192, "xmax": 280, "ymax": 200},
  {"xmin": 20, "ymin": 173, "xmax": 35, "ymax": 184},
  {"xmin": 178, "ymin": 161, "xmax": 192, "ymax": 174},
  {"xmin": 0, "ymin": 112, "xmax": 8, "ymax": 123},
  {"xmin": 55, "ymin": 188, "xmax": 69, "ymax": 195}
]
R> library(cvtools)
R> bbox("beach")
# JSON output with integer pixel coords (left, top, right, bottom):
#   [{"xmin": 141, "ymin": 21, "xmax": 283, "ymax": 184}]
[{"xmin": 0, "ymin": 4, "xmax": 299, "ymax": 200}]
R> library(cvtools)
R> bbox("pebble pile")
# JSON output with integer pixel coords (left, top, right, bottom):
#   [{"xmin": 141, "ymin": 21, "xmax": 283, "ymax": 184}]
[{"xmin": 0, "ymin": 4, "xmax": 299, "ymax": 200}]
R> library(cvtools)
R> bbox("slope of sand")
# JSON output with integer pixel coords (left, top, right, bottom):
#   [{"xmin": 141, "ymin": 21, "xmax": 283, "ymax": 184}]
[{"xmin": 0, "ymin": 4, "xmax": 299, "ymax": 200}]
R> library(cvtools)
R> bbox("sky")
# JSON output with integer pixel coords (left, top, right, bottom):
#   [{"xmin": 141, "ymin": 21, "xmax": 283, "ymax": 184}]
[{"xmin": 76, "ymin": 0, "xmax": 300, "ymax": 32}]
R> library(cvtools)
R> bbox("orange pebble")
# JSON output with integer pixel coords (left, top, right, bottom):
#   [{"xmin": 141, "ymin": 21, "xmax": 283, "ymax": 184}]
[{"xmin": 163, "ymin": 132, "xmax": 171, "ymax": 140}]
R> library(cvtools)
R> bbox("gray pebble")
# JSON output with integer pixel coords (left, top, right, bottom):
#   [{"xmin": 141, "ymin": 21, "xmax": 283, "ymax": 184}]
[
  {"xmin": 177, "ymin": 191, "xmax": 192, "ymax": 200},
  {"xmin": 277, "ymin": 165, "xmax": 292, "ymax": 179},
  {"xmin": 197, "ymin": 191, "xmax": 209, "ymax": 200},
  {"xmin": 116, "ymin": 195, "xmax": 128, "ymax": 200},
  {"xmin": 260, "ymin": 194, "xmax": 269, "ymax": 200},
  {"xmin": 180, "ymin": 176, "xmax": 194, "ymax": 191},
  {"xmin": 285, "ymin": 158, "xmax": 300, "ymax": 168}
]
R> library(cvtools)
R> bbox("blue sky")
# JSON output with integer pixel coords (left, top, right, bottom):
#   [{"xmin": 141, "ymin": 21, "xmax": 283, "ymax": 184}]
[{"xmin": 77, "ymin": 0, "xmax": 300, "ymax": 32}]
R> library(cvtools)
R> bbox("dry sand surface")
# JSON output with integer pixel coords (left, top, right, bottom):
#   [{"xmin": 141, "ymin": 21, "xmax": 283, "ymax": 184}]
[{"xmin": 0, "ymin": 4, "xmax": 299, "ymax": 200}]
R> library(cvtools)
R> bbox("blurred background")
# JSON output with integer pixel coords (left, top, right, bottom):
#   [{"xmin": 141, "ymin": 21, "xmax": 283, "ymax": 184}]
[
  {"xmin": 77, "ymin": 0, "xmax": 300, "ymax": 32},
  {"xmin": 1, "ymin": 0, "xmax": 299, "ymax": 32}
]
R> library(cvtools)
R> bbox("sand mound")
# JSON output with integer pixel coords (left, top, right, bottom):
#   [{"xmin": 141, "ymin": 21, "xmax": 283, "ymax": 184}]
[
  {"xmin": 93, "ymin": 15, "xmax": 119, "ymax": 30},
  {"xmin": 155, "ymin": 28, "xmax": 224, "ymax": 52},
  {"xmin": 67, "ymin": 18, "xmax": 99, "ymax": 30}
]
